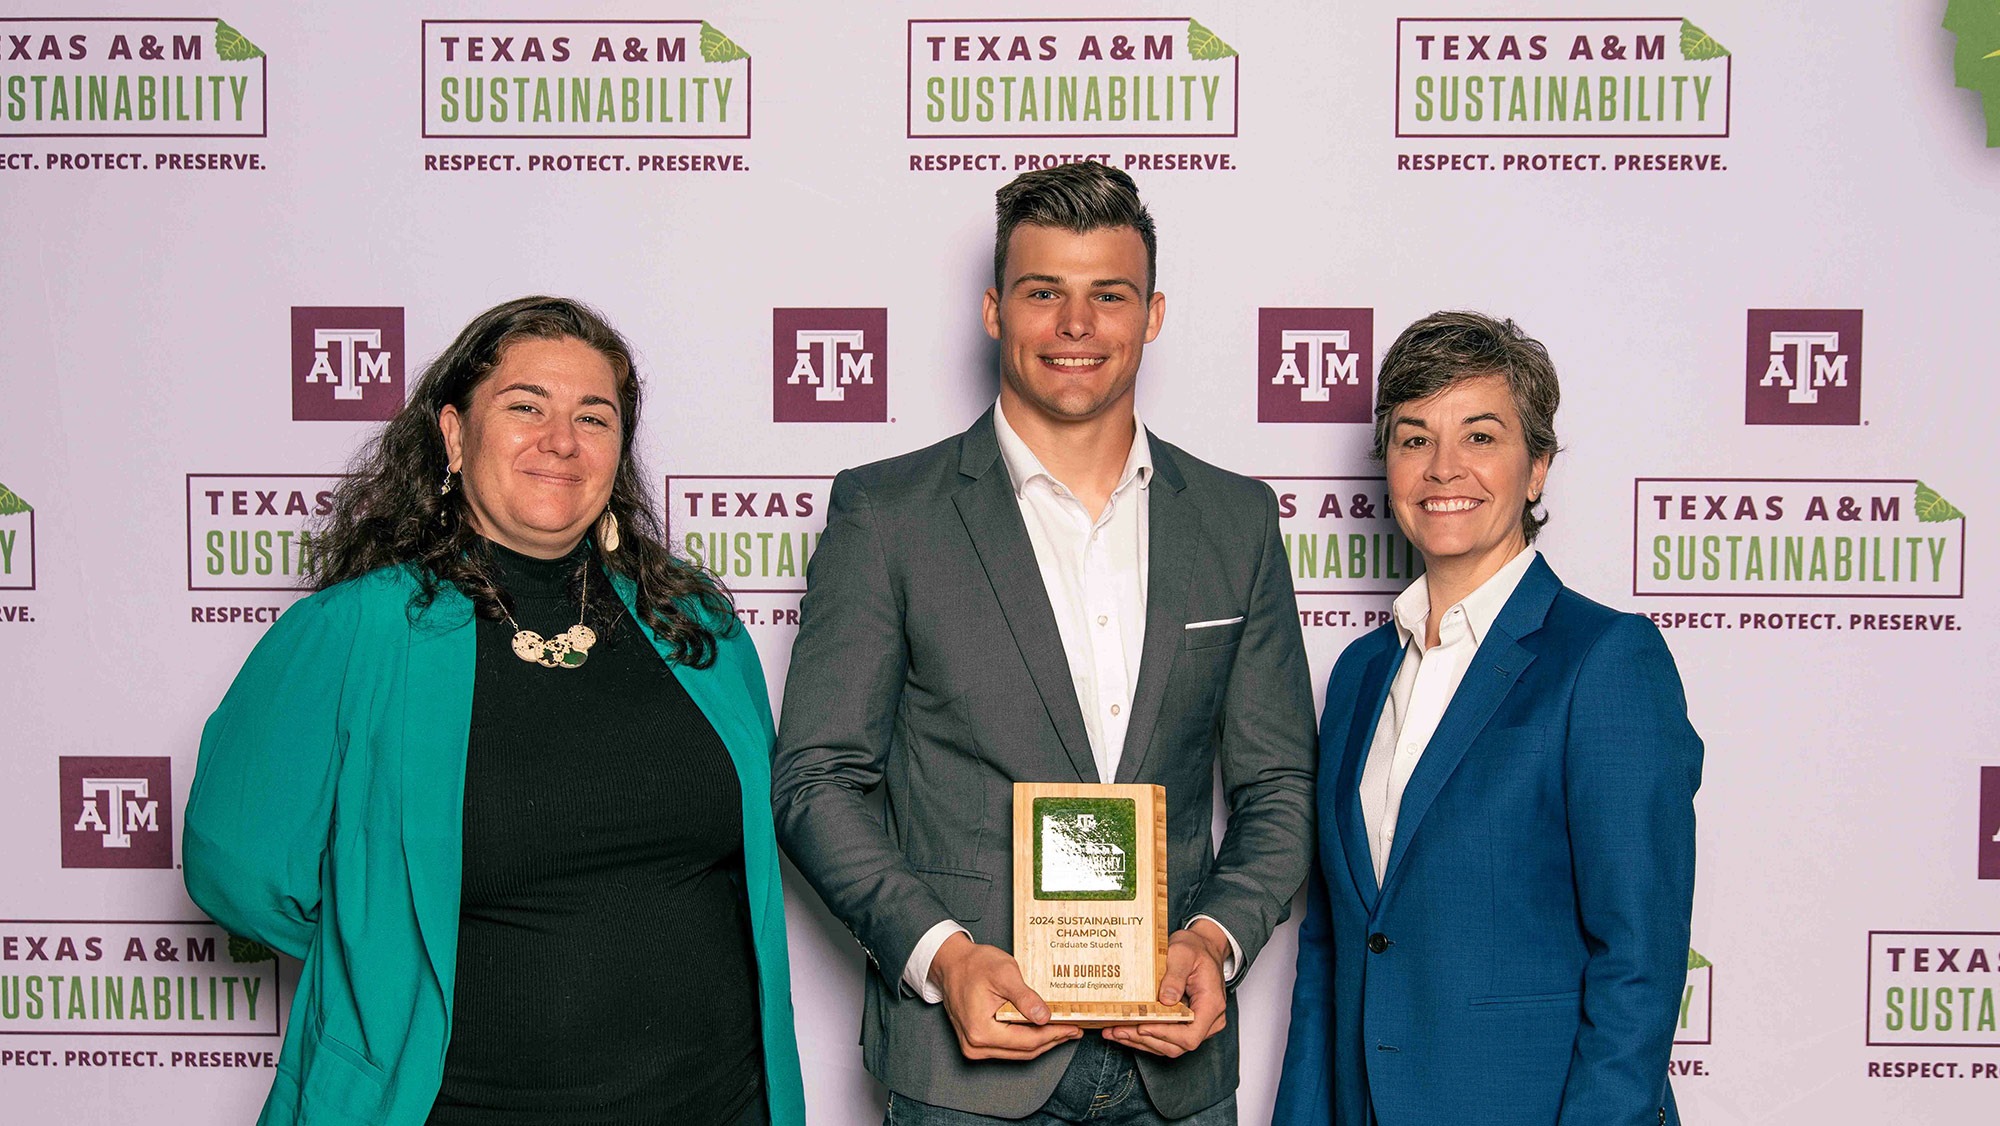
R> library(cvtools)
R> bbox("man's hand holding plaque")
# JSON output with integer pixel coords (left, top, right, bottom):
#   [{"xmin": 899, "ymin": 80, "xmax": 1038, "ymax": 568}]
[
  {"xmin": 1103, "ymin": 919, "xmax": 1231, "ymax": 1057},
  {"xmin": 928, "ymin": 933, "xmax": 1084, "ymax": 1060}
]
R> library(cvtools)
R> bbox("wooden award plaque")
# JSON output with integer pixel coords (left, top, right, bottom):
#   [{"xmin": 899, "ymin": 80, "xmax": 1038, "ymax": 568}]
[{"xmin": 995, "ymin": 782, "xmax": 1194, "ymax": 1025}]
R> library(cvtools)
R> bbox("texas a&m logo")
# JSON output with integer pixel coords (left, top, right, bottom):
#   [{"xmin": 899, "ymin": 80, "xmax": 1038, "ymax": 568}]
[
  {"xmin": 60, "ymin": 756, "xmax": 173, "ymax": 869},
  {"xmin": 292, "ymin": 306, "xmax": 406, "ymax": 421},
  {"xmin": 1744, "ymin": 309, "xmax": 1863, "ymax": 426},
  {"xmin": 1258, "ymin": 308, "xmax": 1373, "ymax": 423},
  {"xmin": 773, "ymin": 308, "xmax": 888, "ymax": 422}
]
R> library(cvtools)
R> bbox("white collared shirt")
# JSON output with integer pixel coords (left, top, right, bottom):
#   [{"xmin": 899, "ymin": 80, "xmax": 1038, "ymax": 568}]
[
  {"xmin": 1359, "ymin": 546, "xmax": 1539, "ymax": 886},
  {"xmin": 992, "ymin": 396, "xmax": 1153, "ymax": 784},
  {"xmin": 903, "ymin": 400, "xmax": 1238, "ymax": 1001}
]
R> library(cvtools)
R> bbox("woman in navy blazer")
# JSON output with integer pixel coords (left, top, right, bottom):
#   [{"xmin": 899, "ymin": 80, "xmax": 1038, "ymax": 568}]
[{"xmin": 1273, "ymin": 312, "xmax": 1703, "ymax": 1126}]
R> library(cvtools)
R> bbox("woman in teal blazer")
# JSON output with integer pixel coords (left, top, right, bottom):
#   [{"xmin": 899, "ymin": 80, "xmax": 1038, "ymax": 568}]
[{"xmin": 185, "ymin": 297, "xmax": 805, "ymax": 1126}]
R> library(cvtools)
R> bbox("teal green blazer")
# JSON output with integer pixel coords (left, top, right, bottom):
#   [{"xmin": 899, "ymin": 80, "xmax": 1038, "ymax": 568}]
[{"xmin": 184, "ymin": 566, "xmax": 806, "ymax": 1126}]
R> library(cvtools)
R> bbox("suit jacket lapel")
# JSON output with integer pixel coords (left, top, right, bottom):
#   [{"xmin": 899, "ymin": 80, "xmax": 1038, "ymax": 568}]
[
  {"xmin": 1376, "ymin": 637, "xmax": 1528, "ymax": 898},
  {"xmin": 952, "ymin": 411, "xmax": 1099, "ymax": 783},
  {"xmin": 1114, "ymin": 436, "xmax": 1191, "ymax": 785},
  {"xmin": 401, "ymin": 584, "xmax": 476, "ymax": 1002},
  {"xmin": 1336, "ymin": 639, "xmax": 1399, "ymax": 911},
  {"xmin": 1377, "ymin": 557, "xmax": 1560, "ymax": 898}
]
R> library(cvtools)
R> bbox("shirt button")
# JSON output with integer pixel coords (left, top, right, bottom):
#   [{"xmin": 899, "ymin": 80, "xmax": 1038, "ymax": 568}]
[
  {"xmin": 1096, "ymin": 615, "xmax": 1108, "ymax": 626},
  {"xmin": 1109, "ymin": 704, "xmax": 1121, "ymax": 716}
]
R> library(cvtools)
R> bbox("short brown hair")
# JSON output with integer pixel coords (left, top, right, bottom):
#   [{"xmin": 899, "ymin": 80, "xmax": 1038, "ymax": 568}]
[
  {"xmin": 1372, "ymin": 311, "xmax": 1562, "ymax": 544},
  {"xmin": 993, "ymin": 162, "xmax": 1157, "ymax": 293}
]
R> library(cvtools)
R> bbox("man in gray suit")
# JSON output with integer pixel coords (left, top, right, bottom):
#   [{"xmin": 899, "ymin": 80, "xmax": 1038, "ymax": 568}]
[{"xmin": 773, "ymin": 163, "xmax": 1317, "ymax": 1125}]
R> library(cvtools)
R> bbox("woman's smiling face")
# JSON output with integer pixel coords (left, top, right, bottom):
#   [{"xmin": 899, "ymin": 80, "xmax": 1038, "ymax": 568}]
[
  {"xmin": 439, "ymin": 336, "xmax": 624, "ymax": 559},
  {"xmin": 1384, "ymin": 373, "xmax": 1549, "ymax": 577}
]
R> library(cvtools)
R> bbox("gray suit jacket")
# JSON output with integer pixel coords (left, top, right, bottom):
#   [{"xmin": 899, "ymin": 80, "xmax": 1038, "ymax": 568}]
[{"xmin": 772, "ymin": 408, "xmax": 1317, "ymax": 1118}]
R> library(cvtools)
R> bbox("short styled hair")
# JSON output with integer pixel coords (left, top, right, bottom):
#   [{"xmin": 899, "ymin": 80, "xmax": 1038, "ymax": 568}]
[
  {"xmin": 1372, "ymin": 311, "xmax": 1562, "ymax": 544},
  {"xmin": 993, "ymin": 162, "xmax": 1157, "ymax": 293}
]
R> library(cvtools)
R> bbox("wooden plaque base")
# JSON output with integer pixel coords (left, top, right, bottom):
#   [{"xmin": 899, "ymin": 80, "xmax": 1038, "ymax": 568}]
[
  {"xmin": 996, "ymin": 782, "xmax": 1193, "ymax": 1025},
  {"xmin": 994, "ymin": 999, "xmax": 1195, "ymax": 1027}
]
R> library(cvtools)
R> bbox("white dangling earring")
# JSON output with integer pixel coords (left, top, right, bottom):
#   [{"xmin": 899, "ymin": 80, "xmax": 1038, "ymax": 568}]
[{"xmin": 597, "ymin": 508, "xmax": 620, "ymax": 554}]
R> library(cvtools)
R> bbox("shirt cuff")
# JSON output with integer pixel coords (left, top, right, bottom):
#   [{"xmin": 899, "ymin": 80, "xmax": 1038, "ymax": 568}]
[
  {"xmin": 1189, "ymin": 914, "xmax": 1243, "ymax": 982},
  {"xmin": 903, "ymin": 919, "xmax": 972, "ymax": 1003}
]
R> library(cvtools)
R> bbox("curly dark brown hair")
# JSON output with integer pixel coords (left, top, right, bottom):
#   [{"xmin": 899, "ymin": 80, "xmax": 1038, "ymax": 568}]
[{"xmin": 306, "ymin": 295, "xmax": 735, "ymax": 666}]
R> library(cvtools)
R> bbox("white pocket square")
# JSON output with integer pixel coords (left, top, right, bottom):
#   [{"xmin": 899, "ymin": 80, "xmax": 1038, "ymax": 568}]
[{"xmin": 1184, "ymin": 616, "xmax": 1246, "ymax": 630}]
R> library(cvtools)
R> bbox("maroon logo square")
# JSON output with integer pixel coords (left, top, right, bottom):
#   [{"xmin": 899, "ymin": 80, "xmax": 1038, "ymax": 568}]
[
  {"xmin": 1744, "ymin": 309, "xmax": 1863, "ymax": 426},
  {"xmin": 1258, "ymin": 309, "xmax": 1374, "ymax": 423},
  {"xmin": 60, "ymin": 756, "xmax": 173, "ymax": 869},
  {"xmin": 1982, "ymin": 768, "xmax": 2000, "ymax": 880},
  {"xmin": 292, "ymin": 307, "xmax": 406, "ymax": 421},
  {"xmin": 773, "ymin": 309, "xmax": 888, "ymax": 422}
]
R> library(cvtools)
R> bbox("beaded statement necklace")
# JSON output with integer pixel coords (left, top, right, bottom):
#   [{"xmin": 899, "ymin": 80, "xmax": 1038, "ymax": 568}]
[{"xmin": 501, "ymin": 561, "xmax": 598, "ymax": 669}]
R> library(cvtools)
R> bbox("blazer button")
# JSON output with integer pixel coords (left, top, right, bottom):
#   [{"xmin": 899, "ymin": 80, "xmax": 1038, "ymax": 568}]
[{"xmin": 1367, "ymin": 933, "xmax": 1390, "ymax": 954}]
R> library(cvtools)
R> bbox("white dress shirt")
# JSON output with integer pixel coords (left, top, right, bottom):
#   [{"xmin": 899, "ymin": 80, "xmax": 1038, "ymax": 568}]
[
  {"xmin": 1359, "ymin": 546, "xmax": 1539, "ymax": 886},
  {"xmin": 902, "ymin": 400, "xmax": 1237, "ymax": 1001},
  {"xmin": 994, "ymin": 396, "xmax": 1153, "ymax": 784}
]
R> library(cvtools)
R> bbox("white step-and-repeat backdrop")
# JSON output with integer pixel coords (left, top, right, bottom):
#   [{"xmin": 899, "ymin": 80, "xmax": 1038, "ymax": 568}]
[{"xmin": 3, "ymin": 2, "xmax": 1996, "ymax": 1122}]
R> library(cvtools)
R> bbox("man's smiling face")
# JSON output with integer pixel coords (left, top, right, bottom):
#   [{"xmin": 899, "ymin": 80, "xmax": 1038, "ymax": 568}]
[{"xmin": 984, "ymin": 223, "xmax": 1165, "ymax": 425}]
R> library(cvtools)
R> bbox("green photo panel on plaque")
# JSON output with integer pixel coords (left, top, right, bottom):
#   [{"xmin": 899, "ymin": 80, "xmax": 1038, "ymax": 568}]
[{"xmin": 1032, "ymin": 796, "xmax": 1138, "ymax": 901}]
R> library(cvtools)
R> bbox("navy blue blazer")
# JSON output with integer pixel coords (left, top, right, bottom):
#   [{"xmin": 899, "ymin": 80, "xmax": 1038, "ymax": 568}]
[{"xmin": 1273, "ymin": 557, "xmax": 1702, "ymax": 1126}]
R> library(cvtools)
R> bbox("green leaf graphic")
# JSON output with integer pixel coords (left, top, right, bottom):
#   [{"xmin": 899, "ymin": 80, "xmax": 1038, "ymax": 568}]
[
  {"xmin": 1188, "ymin": 18, "xmax": 1238, "ymax": 61},
  {"xmin": 215, "ymin": 19, "xmax": 265, "ymax": 62},
  {"xmin": 1944, "ymin": 0, "xmax": 2000, "ymax": 145},
  {"xmin": 700, "ymin": 21, "xmax": 749, "ymax": 63},
  {"xmin": 1687, "ymin": 948, "xmax": 1713, "ymax": 971},
  {"xmin": 1679, "ymin": 19, "xmax": 1729, "ymax": 61},
  {"xmin": 1914, "ymin": 481, "xmax": 1966, "ymax": 523},
  {"xmin": 0, "ymin": 482, "xmax": 29, "ymax": 515},
  {"xmin": 228, "ymin": 935, "xmax": 276, "ymax": 964}
]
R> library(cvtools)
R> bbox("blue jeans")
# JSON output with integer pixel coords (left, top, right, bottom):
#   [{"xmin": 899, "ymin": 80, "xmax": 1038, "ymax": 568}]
[{"xmin": 883, "ymin": 1034, "xmax": 1237, "ymax": 1125}]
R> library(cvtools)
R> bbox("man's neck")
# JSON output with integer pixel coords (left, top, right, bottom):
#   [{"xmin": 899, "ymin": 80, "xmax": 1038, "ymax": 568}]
[{"xmin": 999, "ymin": 387, "xmax": 1138, "ymax": 521}]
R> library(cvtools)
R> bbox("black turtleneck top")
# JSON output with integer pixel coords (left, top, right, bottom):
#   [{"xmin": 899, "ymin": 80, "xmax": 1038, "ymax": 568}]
[{"xmin": 427, "ymin": 540, "xmax": 765, "ymax": 1126}]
